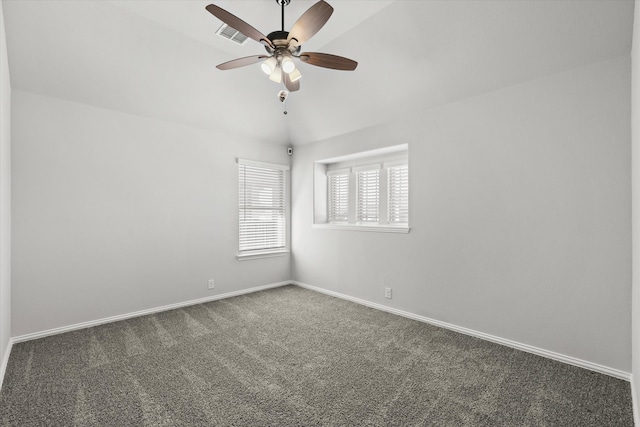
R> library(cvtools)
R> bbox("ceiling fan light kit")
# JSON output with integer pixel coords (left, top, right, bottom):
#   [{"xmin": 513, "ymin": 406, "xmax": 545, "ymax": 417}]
[{"xmin": 206, "ymin": 0, "xmax": 358, "ymax": 94}]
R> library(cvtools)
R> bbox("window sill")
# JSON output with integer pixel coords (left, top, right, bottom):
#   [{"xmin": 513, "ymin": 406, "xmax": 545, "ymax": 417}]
[
  {"xmin": 236, "ymin": 250, "xmax": 290, "ymax": 261},
  {"xmin": 312, "ymin": 223, "xmax": 410, "ymax": 234}
]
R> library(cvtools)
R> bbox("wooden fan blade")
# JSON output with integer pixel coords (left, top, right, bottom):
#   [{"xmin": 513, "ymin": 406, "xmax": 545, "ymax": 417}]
[
  {"xmin": 284, "ymin": 73, "xmax": 300, "ymax": 92},
  {"xmin": 287, "ymin": 0, "xmax": 333, "ymax": 46},
  {"xmin": 205, "ymin": 4, "xmax": 273, "ymax": 48},
  {"xmin": 216, "ymin": 55, "xmax": 268, "ymax": 70},
  {"xmin": 299, "ymin": 52, "xmax": 358, "ymax": 71}
]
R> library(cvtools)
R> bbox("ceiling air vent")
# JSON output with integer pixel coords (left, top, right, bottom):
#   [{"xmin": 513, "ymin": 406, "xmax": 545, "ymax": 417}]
[{"xmin": 216, "ymin": 23, "xmax": 249, "ymax": 45}]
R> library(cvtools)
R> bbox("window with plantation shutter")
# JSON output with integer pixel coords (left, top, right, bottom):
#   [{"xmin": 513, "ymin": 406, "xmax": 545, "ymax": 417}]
[
  {"xmin": 328, "ymin": 172, "xmax": 349, "ymax": 223},
  {"xmin": 388, "ymin": 164, "xmax": 409, "ymax": 224},
  {"xmin": 238, "ymin": 159, "xmax": 289, "ymax": 257},
  {"xmin": 356, "ymin": 168, "xmax": 380, "ymax": 223},
  {"xmin": 314, "ymin": 144, "xmax": 409, "ymax": 233}
]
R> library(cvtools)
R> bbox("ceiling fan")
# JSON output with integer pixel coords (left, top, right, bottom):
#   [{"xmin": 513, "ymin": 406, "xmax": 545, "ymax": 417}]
[{"xmin": 206, "ymin": 0, "xmax": 358, "ymax": 93}]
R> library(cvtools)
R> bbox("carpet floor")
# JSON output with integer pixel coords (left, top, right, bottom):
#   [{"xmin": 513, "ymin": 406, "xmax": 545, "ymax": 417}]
[{"xmin": 0, "ymin": 285, "xmax": 634, "ymax": 426}]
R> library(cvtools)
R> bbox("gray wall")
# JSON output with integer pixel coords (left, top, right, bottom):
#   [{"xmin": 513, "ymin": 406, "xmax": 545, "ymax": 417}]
[
  {"xmin": 0, "ymin": 1, "xmax": 11, "ymax": 369},
  {"xmin": 11, "ymin": 90, "xmax": 291, "ymax": 337},
  {"xmin": 292, "ymin": 56, "xmax": 631, "ymax": 372},
  {"xmin": 632, "ymin": 0, "xmax": 639, "ymax": 415}
]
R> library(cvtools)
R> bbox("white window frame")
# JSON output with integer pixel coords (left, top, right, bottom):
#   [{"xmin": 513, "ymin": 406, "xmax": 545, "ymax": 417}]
[
  {"xmin": 314, "ymin": 145, "xmax": 409, "ymax": 233},
  {"xmin": 237, "ymin": 158, "xmax": 290, "ymax": 260}
]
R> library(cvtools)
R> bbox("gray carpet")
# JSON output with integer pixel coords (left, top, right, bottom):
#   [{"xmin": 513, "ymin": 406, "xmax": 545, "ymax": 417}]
[{"xmin": 0, "ymin": 285, "xmax": 633, "ymax": 426}]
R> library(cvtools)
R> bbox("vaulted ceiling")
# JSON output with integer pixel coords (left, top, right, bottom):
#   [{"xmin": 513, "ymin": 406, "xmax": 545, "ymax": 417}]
[{"xmin": 2, "ymin": 0, "xmax": 634, "ymax": 145}]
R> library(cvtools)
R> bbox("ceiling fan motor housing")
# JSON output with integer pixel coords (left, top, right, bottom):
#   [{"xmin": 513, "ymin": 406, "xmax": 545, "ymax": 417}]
[{"xmin": 265, "ymin": 31, "xmax": 301, "ymax": 56}]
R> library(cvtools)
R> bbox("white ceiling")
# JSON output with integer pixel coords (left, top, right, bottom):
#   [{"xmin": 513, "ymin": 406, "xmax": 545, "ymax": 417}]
[{"xmin": 2, "ymin": 0, "xmax": 634, "ymax": 146}]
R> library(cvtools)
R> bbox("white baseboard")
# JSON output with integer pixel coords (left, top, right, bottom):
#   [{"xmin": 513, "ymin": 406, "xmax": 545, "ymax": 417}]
[
  {"xmin": 0, "ymin": 337, "xmax": 13, "ymax": 391},
  {"xmin": 6, "ymin": 280, "xmax": 633, "ymax": 387},
  {"xmin": 291, "ymin": 281, "xmax": 632, "ymax": 382},
  {"xmin": 12, "ymin": 281, "xmax": 291, "ymax": 344}
]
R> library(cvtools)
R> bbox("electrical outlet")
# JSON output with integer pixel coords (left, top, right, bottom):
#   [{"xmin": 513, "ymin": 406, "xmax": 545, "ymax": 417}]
[
  {"xmin": 208, "ymin": 279, "xmax": 215, "ymax": 290},
  {"xmin": 384, "ymin": 287, "xmax": 392, "ymax": 299}
]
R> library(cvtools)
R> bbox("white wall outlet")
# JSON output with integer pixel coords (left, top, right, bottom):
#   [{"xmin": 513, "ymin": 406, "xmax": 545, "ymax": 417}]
[
  {"xmin": 208, "ymin": 279, "xmax": 215, "ymax": 290},
  {"xmin": 384, "ymin": 287, "xmax": 392, "ymax": 299}
]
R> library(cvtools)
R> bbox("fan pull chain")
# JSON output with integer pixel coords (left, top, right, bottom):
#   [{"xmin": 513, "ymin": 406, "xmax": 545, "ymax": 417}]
[{"xmin": 278, "ymin": 90, "xmax": 289, "ymax": 115}]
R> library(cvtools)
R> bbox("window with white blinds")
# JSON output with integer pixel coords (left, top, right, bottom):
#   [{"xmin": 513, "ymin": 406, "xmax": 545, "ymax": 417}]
[
  {"xmin": 238, "ymin": 159, "xmax": 288, "ymax": 256},
  {"xmin": 388, "ymin": 164, "xmax": 409, "ymax": 224},
  {"xmin": 356, "ymin": 169, "xmax": 380, "ymax": 223},
  {"xmin": 328, "ymin": 172, "xmax": 349, "ymax": 223}
]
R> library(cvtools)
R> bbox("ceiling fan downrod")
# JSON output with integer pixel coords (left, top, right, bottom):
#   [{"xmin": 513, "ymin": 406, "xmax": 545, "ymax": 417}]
[{"xmin": 276, "ymin": 0, "xmax": 291, "ymax": 32}]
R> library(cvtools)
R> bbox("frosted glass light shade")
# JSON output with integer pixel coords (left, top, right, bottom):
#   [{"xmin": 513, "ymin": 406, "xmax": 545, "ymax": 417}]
[
  {"xmin": 269, "ymin": 68, "xmax": 282, "ymax": 83},
  {"xmin": 281, "ymin": 56, "xmax": 296, "ymax": 74},
  {"xmin": 261, "ymin": 57, "xmax": 277, "ymax": 75},
  {"xmin": 288, "ymin": 68, "xmax": 302, "ymax": 82}
]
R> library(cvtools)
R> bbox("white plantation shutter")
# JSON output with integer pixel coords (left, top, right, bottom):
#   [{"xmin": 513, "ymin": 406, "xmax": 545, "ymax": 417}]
[
  {"xmin": 238, "ymin": 160, "xmax": 287, "ymax": 254},
  {"xmin": 356, "ymin": 168, "xmax": 380, "ymax": 223},
  {"xmin": 388, "ymin": 164, "xmax": 409, "ymax": 224},
  {"xmin": 328, "ymin": 172, "xmax": 349, "ymax": 223}
]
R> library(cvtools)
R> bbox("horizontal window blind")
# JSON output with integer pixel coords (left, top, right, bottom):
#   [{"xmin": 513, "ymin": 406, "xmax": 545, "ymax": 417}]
[
  {"xmin": 239, "ymin": 163, "xmax": 286, "ymax": 253},
  {"xmin": 357, "ymin": 169, "xmax": 379, "ymax": 223},
  {"xmin": 328, "ymin": 173, "xmax": 349, "ymax": 223},
  {"xmin": 388, "ymin": 164, "xmax": 409, "ymax": 224}
]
